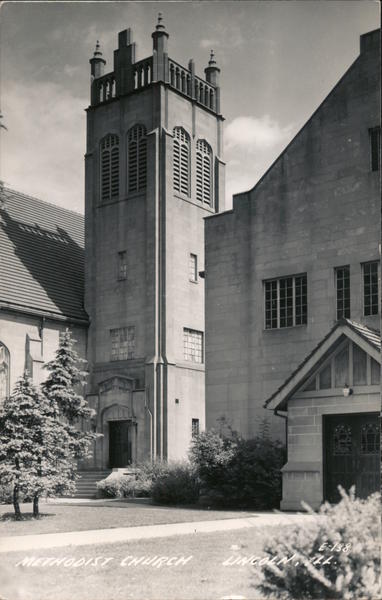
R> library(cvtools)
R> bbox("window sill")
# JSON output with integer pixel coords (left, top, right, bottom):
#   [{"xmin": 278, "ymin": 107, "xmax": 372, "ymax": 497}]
[
  {"xmin": 173, "ymin": 193, "xmax": 215, "ymax": 214},
  {"xmin": 263, "ymin": 324, "xmax": 308, "ymax": 332}
]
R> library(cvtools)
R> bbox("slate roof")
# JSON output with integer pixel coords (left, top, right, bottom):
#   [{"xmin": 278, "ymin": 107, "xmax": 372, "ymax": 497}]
[
  {"xmin": 0, "ymin": 187, "xmax": 87, "ymax": 322},
  {"xmin": 265, "ymin": 318, "xmax": 380, "ymax": 411}
]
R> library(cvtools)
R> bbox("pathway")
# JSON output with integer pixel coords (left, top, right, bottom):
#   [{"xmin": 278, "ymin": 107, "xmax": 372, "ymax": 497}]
[{"xmin": 1, "ymin": 512, "xmax": 316, "ymax": 553}]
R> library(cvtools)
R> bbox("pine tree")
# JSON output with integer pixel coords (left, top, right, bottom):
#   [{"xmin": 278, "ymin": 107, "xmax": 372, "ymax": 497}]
[
  {"xmin": 0, "ymin": 374, "xmax": 74, "ymax": 519},
  {"xmin": 41, "ymin": 330, "xmax": 98, "ymax": 499}
]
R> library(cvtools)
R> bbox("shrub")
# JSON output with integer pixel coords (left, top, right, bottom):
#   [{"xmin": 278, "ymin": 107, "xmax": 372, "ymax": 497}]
[
  {"xmin": 189, "ymin": 429, "xmax": 237, "ymax": 489},
  {"xmin": 190, "ymin": 429, "xmax": 286, "ymax": 509},
  {"xmin": 96, "ymin": 472, "xmax": 126, "ymax": 498},
  {"xmin": 219, "ymin": 437, "xmax": 286, "ymax": 509},
  {"xmin": 151, "ymin": 462, "xmax": 200, "ymax": 505},
  {"xmin": 96, "ymin": 462, "xmax": 178, "ymax": 499},
  {"xmin": 254, "ymin": 487, "xmax": 381, "ymax": 599}
]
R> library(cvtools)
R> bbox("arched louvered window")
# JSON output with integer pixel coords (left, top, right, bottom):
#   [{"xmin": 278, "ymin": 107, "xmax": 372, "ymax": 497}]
[
  {"xmin": 196, "ymin": 139, "xmax": 212, "ymax": 205},
  {"xmin": 128, "ymin": 125, "xmax": 147, "ymax": 193},
  {"xmin": 100, "ymin": 134, "xmax": 119, "ymax": 202},
  {"xmin": 0, "ymin": 343, "xmax": 10, "ymax": 406},
  {"xmin": 173, "ymin": 127, "xmax": 190, "ymax": 196}
]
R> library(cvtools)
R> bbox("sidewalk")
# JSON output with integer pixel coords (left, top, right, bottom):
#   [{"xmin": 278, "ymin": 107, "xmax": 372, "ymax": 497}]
[{"xmin": 1, "ymin": 512, "xmax": 316, "ymax": 553}]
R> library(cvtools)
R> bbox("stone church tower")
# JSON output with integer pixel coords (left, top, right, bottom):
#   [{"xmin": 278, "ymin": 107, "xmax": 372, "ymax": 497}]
[{"xmin": 84, "ymin": 15, "xmax": 225, "ymax": 469}]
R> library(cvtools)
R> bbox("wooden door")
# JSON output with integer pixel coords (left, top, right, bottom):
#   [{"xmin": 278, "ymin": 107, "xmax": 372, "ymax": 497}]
[
  {"xmin": 324, "ymin": 413, "xmax": 379, "ymax": 503},
  {"xmin": 109, "ymin": 421, "xmax": 131, "ymax": 467}
]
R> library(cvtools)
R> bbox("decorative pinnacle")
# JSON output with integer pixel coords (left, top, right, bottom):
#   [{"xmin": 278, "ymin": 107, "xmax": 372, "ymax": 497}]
[
  {"xmin": 209, "ymin": 49, "xmax": 217, "ymax": 66},
  {"xmin": 156, "ymin": 12, "xmax": 166, "ymax": 31},
  {"xmin": 93, "ymin": 40, "xmax": 102, "ymax": 57}
]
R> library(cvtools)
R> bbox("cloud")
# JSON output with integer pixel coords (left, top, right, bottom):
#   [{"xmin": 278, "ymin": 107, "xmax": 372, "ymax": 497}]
[
  {"xmin": 225, "ymin": 115, "xmax": 293, "ymax": 153},
  {"xmin": 63, "ymin": 64, "xmax": 80, "ymax": 78},
  {"xmin": 2, "ymin": 80, "xmax": 87, "ymax": 213},
  {"xmin": 200, "ymin": 39, "xmax": 220, "ymax": 49}
]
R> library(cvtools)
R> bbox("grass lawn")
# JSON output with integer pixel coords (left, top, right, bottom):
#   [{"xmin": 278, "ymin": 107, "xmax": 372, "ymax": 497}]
[
  {"xmin": 0, "ymin": 501, "xmax": 259, "ymax": 536},
  {"xmin": 0, "ymin": 525, "xmax": 284, "ymax": 600}
]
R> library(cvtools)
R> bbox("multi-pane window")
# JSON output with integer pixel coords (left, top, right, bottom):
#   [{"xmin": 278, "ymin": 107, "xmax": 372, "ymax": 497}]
[
  {"xmin": 118, "ymin": 251, "xmax": 127, "ymax": 281},
  {"xmin": 0, "ymin": 343, "xmax": 10, "ymax": 405},
  {"xmin": 335, "ymin": 266, "xmax": 350, "ymax": 320},
  {"xmin": 369, "ymin": 126, "xmax": 380, "ymax": 172},
  {"xmin": 128, "ymin": 125, "xmax": 147, "ymax": 192},
  {"xmin": 192, "ymin": 418, "xmax": 200, "ymax": 437},
  {"xmin": 110, "ymin": 327, "xmax": 135, "ymax": 361},
  {"xmin": 100, "ymin": 134, "xmax": 119, "ymax": 202},
  {"xmin": 173, "ymin": 127, "xmax": 190, "ymax": 196},
  {"xmin": 363, "ymin": 261, "xmax": 379, "ymax": 316},
  {"xmin": 196, "ymin": 139, "xmax": 212, "ymax": 204},
  {"xmin": 183, "ymin": 328, "xmax": 203, "ymax": 363},
  {"xmin": 189, "ymin": 253, "xmax": 197, "ymax": 282},
  {"xmin": 264, "ymin": 274, "xmax": 307, "ymax": 329}
]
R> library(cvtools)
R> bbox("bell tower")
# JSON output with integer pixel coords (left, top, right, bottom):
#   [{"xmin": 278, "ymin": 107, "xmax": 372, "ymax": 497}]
[{"xmin": 84, "ymin": 15, "xmax": 225, "ymax": 467}]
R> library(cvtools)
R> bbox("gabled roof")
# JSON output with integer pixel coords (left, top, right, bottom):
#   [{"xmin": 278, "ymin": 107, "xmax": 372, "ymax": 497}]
[
  {"xmin": 0, "ymin": 187, "xmax": 87, "ymax": 323},
  {"xmin": 265, "ymin": 319, "xmax": 380, "ymax": 411}
]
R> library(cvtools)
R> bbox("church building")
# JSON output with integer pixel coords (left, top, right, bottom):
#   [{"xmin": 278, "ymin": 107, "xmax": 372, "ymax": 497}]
[
  {"xmin": 0, "ymin": 19, "xmax": 380, "ymax": 506},
  {"xmin": 0, "ymin": 15, "xmax": 225, "ymax": 477},
  {"xmin": 204, "ymin": 28, "xmax": 380, "ymax": 508}
]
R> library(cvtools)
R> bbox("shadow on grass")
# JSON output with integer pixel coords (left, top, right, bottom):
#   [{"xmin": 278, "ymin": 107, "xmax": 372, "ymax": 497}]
[{"xmin": 0, "ymin": 512, "xmax": 55, "ymax": 522}]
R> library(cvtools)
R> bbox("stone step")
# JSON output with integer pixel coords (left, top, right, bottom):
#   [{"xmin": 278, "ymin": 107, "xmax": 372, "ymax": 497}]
[{"xmin": 65, "ymin": 470, "xmax": 113, "ymax": 499}]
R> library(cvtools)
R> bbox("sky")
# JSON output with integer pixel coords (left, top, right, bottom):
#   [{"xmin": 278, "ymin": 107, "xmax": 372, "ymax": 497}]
[{"xmin": 0, "ymin": 0, "xmax": 380, "ymax": 213}]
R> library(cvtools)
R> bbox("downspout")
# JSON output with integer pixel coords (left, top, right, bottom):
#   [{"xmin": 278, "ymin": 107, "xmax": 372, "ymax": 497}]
[
  {"xmin": 274, "ymin": 408, "xmax": 288, "ymax": 456},
  {"xmin": 145, "ymin": 387, "xmax": 153, "ymax": 460}
]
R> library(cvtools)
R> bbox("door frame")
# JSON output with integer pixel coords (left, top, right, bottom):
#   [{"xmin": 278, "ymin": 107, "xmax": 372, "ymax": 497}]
[
  {"xmin": 322, "ymin": 411, "xmax": 379, "ymax": 502},
  {"xmin": 108, "ymin": 419, "xmax": 131, "ymax": 468}
]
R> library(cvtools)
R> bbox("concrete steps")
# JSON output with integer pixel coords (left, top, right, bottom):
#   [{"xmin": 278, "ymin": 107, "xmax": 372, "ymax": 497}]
[{"xmin": 72, "ymin": 470, "xmax": 111, "ymax": 499}]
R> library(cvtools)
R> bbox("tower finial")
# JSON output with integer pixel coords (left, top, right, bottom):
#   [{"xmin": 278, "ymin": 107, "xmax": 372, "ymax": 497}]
[
  {"xmin": 156, "ymin": 12, "xmax": 166, "ymax": 31},
  {"xmin": 209, "ymin": 49, "xmax": 217, "ymax": 67},
  {"xmin": 93, "ymin": 40, "xmax": 103, "ymax": 58}
]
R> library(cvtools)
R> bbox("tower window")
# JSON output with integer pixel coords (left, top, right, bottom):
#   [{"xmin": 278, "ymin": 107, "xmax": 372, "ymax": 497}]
[
  {"xmin": 369, "ymin": 127, "xmax": 380, "ymax": 171},
  {"xmin": 100, "ymin": 134, "xmax": 119, "ymax": 202},
  {"xmin": 264, "ymin": 274, "xmax": 307, "ymax": 329},
  {"xmin": 128, "ymin": 125, "xmax": 147, "ymax": 192},
  {"xmin": 183, "ymin": 328, "xmax": 203, "ymax": 363},
  {"xmin": 118, "ymin": 251, "xmax": 127, "ymax": 281},
  {"xmin": 189, "ymin": 253, "xmax": 198, "ymax": 282},
  {"xmin": 192, "ymin": 418, "xmax": 200, "ymax": 437},
  {"xmin": 363, "ymin": 261, "xmax": 379, "ymax": 316},
  {"xmin": 173, "ymin": 127, "xmax": 190, "ymax": 196},
  {"xmin": 110, "ymin": 327, "xmax": 135, "ymax": 361},
  {"xmin": 0, "ymin": 343, "xmax": 10, "ymax": 406},
  {"xmin": 335, "ymin": 266, "xmax": 350, "ymax": 320},
  {"xmin": 196, "ymin": 139, "xmax": 212, "ymax": 205}
]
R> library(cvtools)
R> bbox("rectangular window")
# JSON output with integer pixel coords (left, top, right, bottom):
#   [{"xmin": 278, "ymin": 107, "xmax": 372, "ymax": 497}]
[
  {"xmin": 369, "ymin": 127, "xmax": 380, "ymax": 172},
  {"xmin": 110, "ymin": 326, "xmax": 135, "ymax": 361},
  {"xmin": 264, "ymin": 274, "xmax": 307, "ymax": 329},
  {"xmin": 189, "ymin": 253, "xmax": 197, "ymax": 282},
  {"xmin": 335, "ymin": 266, "xmax": 350, "ymax": 320},
  {"xmin": 183, "ymin": 328, "xmax": 203, "ymax": 363},
  {"xmin": 192, "ymin": 418, "xmax": 200, "ymax": 437},
  {"xmin": 118, "ymin": 251, "xmax": 127, "ymax": 280},
  {"xmin": 363, "ymin": 261, "xmax": 379, "ymax": 316}
]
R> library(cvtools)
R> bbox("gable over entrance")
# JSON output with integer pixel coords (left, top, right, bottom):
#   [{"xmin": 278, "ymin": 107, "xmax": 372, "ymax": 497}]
[{"xmin": 265, "ymin": 319, "xmax": 380, "ymax": 510}]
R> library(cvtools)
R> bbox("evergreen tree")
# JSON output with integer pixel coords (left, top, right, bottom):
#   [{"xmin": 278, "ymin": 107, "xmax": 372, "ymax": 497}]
[
  {"xmin": 0, "ymin": 374, "xmax": 74, "ymax": 519},
  {"xmin": 0, "ymin": 331, "xmax": 97, "ymax": 519},
  {"xmin": 41, "ymin": 329, "xmax": 98, "ymax": 496}
]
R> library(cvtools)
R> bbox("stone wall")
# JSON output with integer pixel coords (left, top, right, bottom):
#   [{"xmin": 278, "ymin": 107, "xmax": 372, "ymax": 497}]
[
  {"xmin": 205, "ymin": 29, "xmax": 380, "ymax": 442},
  {"xmin": 282, "ymin": 389, "xmax": 380, "ymax": 510}
]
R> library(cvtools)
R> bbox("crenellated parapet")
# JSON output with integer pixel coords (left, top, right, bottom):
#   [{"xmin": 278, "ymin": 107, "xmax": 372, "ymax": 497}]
[{"xmin": 89, "ymin": 14, "xmax": 221, "ymax": 114}]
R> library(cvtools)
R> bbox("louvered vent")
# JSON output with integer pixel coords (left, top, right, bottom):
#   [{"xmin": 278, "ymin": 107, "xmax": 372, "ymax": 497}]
[
  {"xmin": 196, "ymin": 139, "xmax": 212, "ymax": 205},
  {"xmin": 128, "ymin": 125, "xmax": 147, "ymax": 192},
  {"xmin": 173, "ymin": 127, "xmax": 190, "ymax": 196},
  {"xmin": 100, "ymin": 134, "xmax": 119, "ymax": 202}
]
